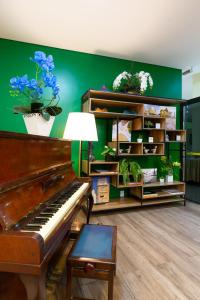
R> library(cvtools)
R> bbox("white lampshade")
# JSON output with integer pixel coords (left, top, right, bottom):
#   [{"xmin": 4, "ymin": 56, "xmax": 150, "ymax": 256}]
[{"xmin": 63, "ymin": 112, "xmax": 98, "ymax": 141}]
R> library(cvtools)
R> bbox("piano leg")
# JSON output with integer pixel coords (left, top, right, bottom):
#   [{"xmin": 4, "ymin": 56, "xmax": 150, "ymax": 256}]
[
  {"xmin": 20, "ymin": 272, "xmax": 47, "ymax": 300},
  {"xmin": 87, "ymin": 194, "xmax": 94, "ymax": 224}
]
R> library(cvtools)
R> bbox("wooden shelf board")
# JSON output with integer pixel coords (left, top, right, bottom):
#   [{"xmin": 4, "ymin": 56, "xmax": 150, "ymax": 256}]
[
  {"xmin": 118, "ymin": 154, "xmax": 143, "ymax": 156},
  {"xmin": 92, "ymin": 198, "xmax": 141, "ymax": 212},
  {"xmin": 142, "ymin": 192, "xmax": 185, "ymax": 199},
  {"xmin": 144, "ymin": 116, "xmax": 166, "ymax": 119},
  {"xmin": 142, "ymin": 154, "xmax": 164, "ymax": 156},
  {"xmin": 89, "ymin": 172, "xmax": 118, "ymax": 176},
  {"xmin": 90, "ymin": 111, "xmax": 143, "ymax": 119},
  {"xmin": 142, "ymin": 197, "xmax": 184, "ymax": 206},
  {"xmin": 117, "ymin": 183, "xmax": 143, "ymax": 188},
  {"xmin": 166, "ymin": 130, "xmax": 186, "ymax": 132},
  {"xmin": 166, "ymin": 141, "xmax": 186, "ymax": 143},
  {"xmin": 117, "ymin": 141, "xmax": 142, "ymax": 144},
  {"xmin": 143, "ymin": 128, "xmax": 165, "ymax": 130},
  {"xmin": 89, "ymin": 160, "xmax": 118, "ymax": 165},
  {"xmin": 143, "ymin": 142, "xmax": 164, "ymax": 145},
  {"xmin": 83, "ymin": 89, "xmax": 186, "ymax": 105},
  {"xmin": 143, "ymin": 181, "xmax": 185, "ymax": 188}
]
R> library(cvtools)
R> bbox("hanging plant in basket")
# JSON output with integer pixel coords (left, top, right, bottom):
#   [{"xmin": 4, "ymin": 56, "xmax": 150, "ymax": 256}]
[{"xmin": 9, "ymin": 51, "xmax": 62, "ymax": 135}]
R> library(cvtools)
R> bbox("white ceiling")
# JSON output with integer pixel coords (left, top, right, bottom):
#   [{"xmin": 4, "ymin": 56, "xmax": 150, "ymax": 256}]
[{"xmin": 0, "ymin": 0, "xmax": 200, "ymax": 70}]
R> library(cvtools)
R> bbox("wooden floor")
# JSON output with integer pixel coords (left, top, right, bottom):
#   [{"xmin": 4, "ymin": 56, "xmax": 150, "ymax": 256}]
[{"xmin": 72, "ymin": 202, "xmax": 200, "ymax": 300}]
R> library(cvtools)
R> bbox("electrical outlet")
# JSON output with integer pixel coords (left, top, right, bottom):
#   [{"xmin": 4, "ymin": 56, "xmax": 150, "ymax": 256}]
[{"xmin": 120, "ymin": 190, "xmax": 125, "ymax": 198}]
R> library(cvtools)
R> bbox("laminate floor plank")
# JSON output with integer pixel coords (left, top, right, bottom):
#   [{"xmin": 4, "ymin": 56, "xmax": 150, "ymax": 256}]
[{"xmin": 72, "ymin": 202, "xmax": 200, "ymax": 300}]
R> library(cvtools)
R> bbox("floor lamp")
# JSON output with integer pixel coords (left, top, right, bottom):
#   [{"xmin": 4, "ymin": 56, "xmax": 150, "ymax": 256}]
[{"xmin": 63, "ymin": 112, "xmax": 98, "ymax": 176}]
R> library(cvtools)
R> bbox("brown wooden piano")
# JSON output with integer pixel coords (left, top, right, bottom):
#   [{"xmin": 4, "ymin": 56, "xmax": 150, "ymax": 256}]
[{"xmin": 0, "ymin": 131, "xmax": 92, "ymax": 300}]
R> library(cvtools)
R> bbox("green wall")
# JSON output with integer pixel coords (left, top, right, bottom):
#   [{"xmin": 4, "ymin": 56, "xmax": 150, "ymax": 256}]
[{"xmin": 0, "ymin": 38, "xmax": 182, "ymax": 175}]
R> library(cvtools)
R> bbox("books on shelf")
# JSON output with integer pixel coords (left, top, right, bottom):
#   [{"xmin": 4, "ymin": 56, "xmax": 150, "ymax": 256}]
[{"xmin": 143, "ymin": 190, "xmax": 158, "ymax": 199}]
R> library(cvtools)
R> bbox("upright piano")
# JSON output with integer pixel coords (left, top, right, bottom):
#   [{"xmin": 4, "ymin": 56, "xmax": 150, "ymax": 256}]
[{"xmin": 0, "ymin": 131, "xmax": 92, "ymax": 300}]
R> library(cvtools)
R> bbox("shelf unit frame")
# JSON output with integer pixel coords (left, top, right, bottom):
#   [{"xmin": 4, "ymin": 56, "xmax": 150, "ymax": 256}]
[{"xmin": 82, "ymin": 89, "xmax": 186, "ymax": 212}]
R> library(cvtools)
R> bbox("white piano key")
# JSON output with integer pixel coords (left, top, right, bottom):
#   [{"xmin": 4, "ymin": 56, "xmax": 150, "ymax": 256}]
[{"xmin": 22, "ymin": 182, "xmax": 89, "ymax": 241}]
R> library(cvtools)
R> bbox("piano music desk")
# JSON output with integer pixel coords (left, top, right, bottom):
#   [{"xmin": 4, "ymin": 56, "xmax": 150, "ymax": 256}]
[{"xmin": 66, "ymin": 224, "xmax": 117, "ymax": 300}]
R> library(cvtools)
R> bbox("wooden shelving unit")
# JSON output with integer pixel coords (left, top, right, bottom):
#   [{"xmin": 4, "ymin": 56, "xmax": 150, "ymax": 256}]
[{"xmin": 82, "ymin": 89, "xmax": 186, "ymax": 212}]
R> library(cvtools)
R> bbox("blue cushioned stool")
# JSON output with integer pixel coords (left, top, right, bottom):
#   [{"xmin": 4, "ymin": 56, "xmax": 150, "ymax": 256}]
[{"xmin": 66, "ymin": 224, "xmax": 117, "ymax": 300}]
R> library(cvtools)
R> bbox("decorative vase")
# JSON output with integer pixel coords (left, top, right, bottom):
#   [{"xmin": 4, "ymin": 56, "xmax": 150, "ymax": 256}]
[{"xmin": 23, "ymin": 113, "xmax": 55, "ymax": 136}]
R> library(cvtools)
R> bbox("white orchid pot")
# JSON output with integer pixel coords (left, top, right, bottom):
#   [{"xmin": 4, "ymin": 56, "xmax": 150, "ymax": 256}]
[{"xmin": 23, "ymin": 113, "xmax": 55, "ymax": 136}]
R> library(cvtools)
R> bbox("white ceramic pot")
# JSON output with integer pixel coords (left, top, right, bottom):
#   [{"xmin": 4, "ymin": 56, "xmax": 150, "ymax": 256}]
[
  {"xmin": 166, "ymin": 175, "xmax": 173, "ymax": 183},
  {"xmin": 159, "ymin": 178, "xmax": 165, "ymax": 183},
  {"xmin": 23, "ymin": 113, "xmax": 55, "ymax": 136},
  {"xmin": 137, "ymin": 138, "xmax": 143, "ymax": 143},
  {"xmin": 148, "ymin": 137, "xmax": 154, "ymax": 143}
]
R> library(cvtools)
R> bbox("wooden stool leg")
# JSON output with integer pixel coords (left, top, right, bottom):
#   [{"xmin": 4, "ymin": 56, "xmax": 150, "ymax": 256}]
[
  {"xmin": 66, "ymin": 265, "xmax": 72, "ymax": 300},
  {"xmin": 108, "ymin": 273, "xmax": 114, "ymax": 300}
]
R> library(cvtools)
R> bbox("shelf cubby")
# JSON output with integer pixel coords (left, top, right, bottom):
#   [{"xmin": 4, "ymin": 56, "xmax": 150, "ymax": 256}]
[
  {"xmin": 83, "ymin": 98, "xmax": 144, "ymax": 118},
  {"xmin": 144, "ymin": 116, "xmax": 166, "ymax": 129},
  {"xmin": 82, "ymin": 160, "xmax": 119, "ymax": 176},
  {"xmin": 108, "ymin": 141, "xmax": 143, "ymax": 156},
  {"xmin": 166, "ymin": 130, "xmax": 186, "ymax": 142},
  {"xmin": 143, "ymin": 143, "xmax": 164, "ymax": 155}
]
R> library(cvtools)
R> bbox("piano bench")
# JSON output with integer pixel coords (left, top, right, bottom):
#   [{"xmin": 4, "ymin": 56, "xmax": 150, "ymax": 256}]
[{"xmin": 66, "ymin": 224, "xmax": 117, "ymax": 300}]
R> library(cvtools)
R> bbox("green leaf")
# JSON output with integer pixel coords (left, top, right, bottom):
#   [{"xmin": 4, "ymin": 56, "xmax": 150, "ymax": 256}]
[
  {"xmin": 13, "ymin": 105, "xmax": 31, "ymax": 114},
  {"xmin": 45, "ymin": 106, "xmax": 62, "ymax": 116}
]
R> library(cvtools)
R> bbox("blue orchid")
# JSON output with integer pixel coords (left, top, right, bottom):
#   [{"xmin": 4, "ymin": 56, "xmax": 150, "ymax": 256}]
[
  {"xmin": 10, "ymin": 51, "xmax": 62, "ymax": 118},
  {"xmin": 31, "ymin": 51, "xmax": 55, "ymax": 72}
]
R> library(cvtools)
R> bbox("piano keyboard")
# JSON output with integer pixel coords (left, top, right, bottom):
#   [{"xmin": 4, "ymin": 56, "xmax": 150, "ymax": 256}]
[{"xmin": 21, "ymin": 182, "xmax": 89, "ymax": 241}]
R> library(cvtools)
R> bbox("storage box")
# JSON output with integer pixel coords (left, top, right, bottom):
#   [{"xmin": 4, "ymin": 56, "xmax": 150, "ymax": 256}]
[{"xmin": 92, "ymin": 176, "xmax": 110, "ymax": 204}]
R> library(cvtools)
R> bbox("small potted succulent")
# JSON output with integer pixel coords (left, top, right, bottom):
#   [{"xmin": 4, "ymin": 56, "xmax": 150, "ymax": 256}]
[{"xmin": 137, "ymin": 134, "xmax": 143, "ymax": 143}]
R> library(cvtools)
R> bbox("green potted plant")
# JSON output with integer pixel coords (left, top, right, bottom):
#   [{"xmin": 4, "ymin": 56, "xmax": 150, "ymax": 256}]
[
  {"xmin": 119, "ymin": 159, "xmax": 143, "ymax": 186},
  {"xmin": 144, "ymin": 120, "xmax": 154, "ymax": 128},
  {"xmin": 158, "ymin": 156, "xmax": 181, "ymax": 183},
  {"xmin": 119, "ymin": 158, "xmax": 130, "ymax": 186},
  {"xmin": 10, "ymin": 51, "xmax": 62, "ymax": 136},
  {"xmin": 101, "ymin": 145, "xmax": 116, "ymax": 161},
  {"xmin": 137, "ymin": 134, "xmax": 143, "ymax": 143},
  {"xmin": 129, "ymin": 161, "xmax": 143, "ymax": 183}
]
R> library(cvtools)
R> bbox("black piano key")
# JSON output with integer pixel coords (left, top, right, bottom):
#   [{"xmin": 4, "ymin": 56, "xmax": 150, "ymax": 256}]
[
  {"xmin": 40, "ymin": 212, "xmax": 54, "ymax": 217},
  {"xmin": 26, "ymin": 224, "xmax": 42, "ymax": 228},
  {"xmin": 35, "ymin": 216, "xmax": 49, "ymax": 220},
  {"xmin": 23, "ymin": 225, "xmax": 41, "ymax": 231}
]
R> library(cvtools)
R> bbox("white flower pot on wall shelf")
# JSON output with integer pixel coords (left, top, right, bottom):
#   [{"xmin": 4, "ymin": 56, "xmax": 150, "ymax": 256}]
[{"xmin": 23, "ymin": 113, "xmax": 55, "ymax": 136}]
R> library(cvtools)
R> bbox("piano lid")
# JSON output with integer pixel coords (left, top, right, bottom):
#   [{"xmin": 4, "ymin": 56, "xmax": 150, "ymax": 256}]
[{"xmin": 0, "ymin": 131, "xmax": 76, "ymax": 230}]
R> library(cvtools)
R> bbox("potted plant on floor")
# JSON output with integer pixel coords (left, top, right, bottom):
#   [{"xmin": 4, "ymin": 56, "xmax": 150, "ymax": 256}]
[{"xmin": 9, "ymin": 51, "xmax": 62, "ymax": 136}]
